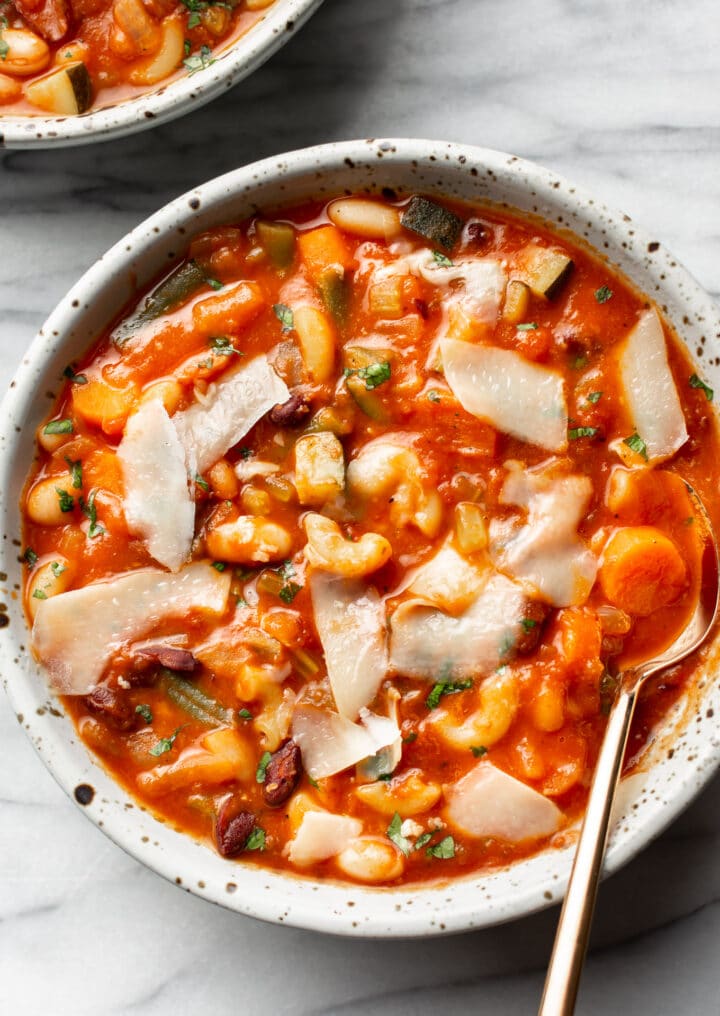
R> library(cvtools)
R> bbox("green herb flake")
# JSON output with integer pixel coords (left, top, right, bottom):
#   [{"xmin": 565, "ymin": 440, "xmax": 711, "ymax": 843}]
[
  {"xmin": 587, "ymin": 391, "xmax": 603, "ymax": 404},
  {"xmin": 80, "ymin": 490, "xmax": 104, "ymax": 538},
  {"xmin": 238, "ymin": 708, "xmax": 253, "ymax": 720},
  {"xmin": 432, "ymin": 250, "xmax": 453, "ymax": 268},
  {"xmin": 278, "ymin": 560, "xmax": 296, "ymax": 581},
  {"xmin": 572, "ymin": 354, "xmax": 589, "ymax": 370},
  {"xmin": 414, "ymin": 832, "xmax": 432, "ymax": 850},
  {"xmin": 273, "ymin": 303, "xmax": 295, "ymax": 333},
  {"xmin": 64, "ymin": 456, "xmax": 83, "ymax": 489},
  {"xmin": 149, "ymin": 728, "xmax": 181, "ymax": 757},
  {"xmin": 184, "ymin": 33, "xmax": 194, "ymax": 50},
  {"xmin": 357, "ymin": 361, "xmax": 391, "ymax": 390},
  {"xmin": 279, "ymin": 581, "xmax": 302, "ymax": 604},
  {"xmin": 426, "ymin": 678, "xmax": 472, "ymax": 710},
  {"xmin": 471, "ymin": 745, "xmax": 488, "ymax": 758},
  {"xmin": 32, "ymin": 589, "xmax": 47, "ymax": 600},
  {"xmin": 402, "ymin": 731, "xmax": 418, "ymax": 744},
  {"xmin": 135, "ymin": 704, "xmax": 153, "ymax": 724},
  {"xmin": 183, "ymin": 43, "xmax": 214, "ymax": 75},
  {"xmin": 568, "ymin": 426, "xmax": 599, "ymax": 440},
  {"xmin": 623, "ymin": 432, "xmax": 648, "ymax": 461},
  {"xmin": 0, "ymin": 38, "xmax": 8, "ymax": 63},
  {"xmin": 307, "ymin": 775, "xmax": 320, "ymax": 789},
  {"xmin": 195, "ymin": 474, "xmax": 210, "ymax": 492},
  {"xmin": 594, "ymin": 285, "xmax": 613, "ymax": 304},
  {"xmin": 387, "ymin": 812, "xmax": 412, "ymax": 857},
  {"xmin": 683, "ymin": 516, "xmax": 695, "ymax": 526},
  {"xmin": 212, "ymin": 561, "xmax": 227, "ymax": 572},
  {"xmin": 63, "ymin": 365, "xmax": 88, "ymax": 385},
  {"xmin": 520, "ymin": 618, "xmax": 536, "ymax": 633},
  {"xmin": 50, "ymin": 561, "xmax": 67, "ymax": 578},
  {"xmin": 427, "ymin": 389, "xmax": 442, "ymax": 403},
  {"xmin": 207, "ymin": 277, "xmax": 223, "ymax": 291},
  {"xmin": 44, "ymin": 419, "xmax": 73, "ymax": 435},
  {"xmin": 516, "ymin": 322, "xmax": 538, "ymax": 331},
  {"xmin": 245, "ymin": 826, "xmax": 266, "ymax": 851},
  {"xmin": 427, "ymin": 835, "xmax": 455, "ymax": 859},
  {"xmin": 689, "ymin": 373, "xmax": 714, "ymax": 402},
  {"xmin": 209, "ymin": 336, "xmax": 239, "ymax": 356},
  {"xmin": 56, "ymin": 488, "xmax": 75, "ymax": 513},
  {"xmin": 23, "ymin": 548, "xmax": 38, "ymax": 567},
  {"xmin": 255, "ymin": 750, "xmax": 272, "ymax": 783}
]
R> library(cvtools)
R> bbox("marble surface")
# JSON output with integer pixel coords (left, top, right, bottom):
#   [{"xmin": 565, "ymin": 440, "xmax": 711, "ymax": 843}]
[{"xmin": 2, "ymin": 0, "xmax": 720, "ymax": 1012}]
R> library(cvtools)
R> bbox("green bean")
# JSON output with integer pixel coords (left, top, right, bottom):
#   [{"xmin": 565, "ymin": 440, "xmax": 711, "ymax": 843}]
[{"xmin": 161, "ymin": 670, "xmax": 231, "ymax": 727}]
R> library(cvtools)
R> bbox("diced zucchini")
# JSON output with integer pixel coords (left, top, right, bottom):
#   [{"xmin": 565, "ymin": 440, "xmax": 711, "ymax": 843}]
[
  {"xmin": 400, "ymin": 196, "xmax": 464, "ymax": 250},
  {"xmin": 503, "ymin": 279, "xmax": 531, "ymax": 324},
  {"xmin": 317, "ymin": 265, "xmax": 349, "ymax": 323},
  {"xmin": 256, "ymin": 220, "xmax": 295, "ymax": 269},
  {"xmin": 113, "ymin": 260, "xmax": 208, "ymax": 344},
  {"xmin": 369, "ymin": 277, "xmax": 404, "ymax": 318},
  {"xmin": 306, "ymin": 405, "xmax": 355, "ymax": 436},
  {"xmin": 521, "ymin": 245, "xmax": 574, "ymax": 299},
  {"xmin": 25, "ymin": 62, "xmax": 92, "ymax": 116},
  {"xmin": 294, "ymin": 432, "xmax": 345, "ymax": 505},
  {"xmin": 343, "ymin": 347, "xmax": 393, "ymax": 421}
]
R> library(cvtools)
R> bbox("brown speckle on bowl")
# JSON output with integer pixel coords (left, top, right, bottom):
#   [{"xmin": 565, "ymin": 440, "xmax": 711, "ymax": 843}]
[{"xmin": 74, "ymin": 783, "xmax": 95, "ymax": 806}]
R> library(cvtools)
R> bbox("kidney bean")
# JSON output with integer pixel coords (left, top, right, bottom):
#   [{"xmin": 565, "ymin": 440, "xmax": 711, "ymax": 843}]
[
  {"xmin": 270, "ymin": 392, "xmax": 311, "ymax": 427},
  {"xmin": 85, "ymin": 685, "xmax": 134, "ymax": 730},
  {"xmin": 516, "ymin": 602, "xmax": 551, "ymax": 655},
  {"xmin": 263, "ymin": 739, "xmax": 303, "ymax": 807},
  {"xmin": 215, "ymin": 804, "xmax": 256, "ymax": 857},
  {"xmin": 134, "ymin": 645, "xmax": 198, "ymax": 672}
]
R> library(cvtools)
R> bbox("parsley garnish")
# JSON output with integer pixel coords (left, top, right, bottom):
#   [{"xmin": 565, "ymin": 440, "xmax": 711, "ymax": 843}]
[
  {"xmin": 279, "ymin": 582, "xmax": 302, "ymax": 604},
  {"xmin": 63, "ymin": 365, "xmax": 88, "ymax": 385},
  {"xmin": 56, "ymin": 488, "xmax": 74, "ymax": 513},
  {"xmin": 689, "ymin": 373, "xmax": 714, "ymax": 402},
  {"xmin": 426, "ymin": 678, "xmax": 472, "ymax": 709},
  {"xmin": 80, "ymin": 490, "xmax": 104, "ymax": 538},
  {"xmin": 65, "ymin": 456, "xmax": 82, "ymax": 489},
  {"xmin": 414, "ymin": 832, "xmax": 432, "ymax": 850},
  {"xmin": 183, "ymin": 44, "xmax": 214, "ymax": 75},
  {"xmin": 0, "ymin": 37, "xmax": 8, "ymax": 63},
  {"xmin": 44, "ymin": 419, "xmax": 73, "ymax": 435},
  {"xmin": 255, "ymin": 751, "xmax": 272, "ymax": 783},
  {"xmin": 432, "ymin": 250, "xmax": 453, "ymax": 267},
  {"xmin": 587, "ymin": 391, "xmax": 603, "ymax": 404},
  {"xmin": 50, "ymin": 561, "xmax": 66, "ymax": 577},
  {"xmin": 471, "ymin": 745, "xmax": 488, "ymax": 758},
  {"xmin": 273, "ymin": 303, "xmax": 295, "ymax": 333},
  {"xmin": 623, "ymin": 432, "xmax": 648, "ymax": 461},
  {"xmin": 307, "ymin": 775, "xmax": 320, "ymax": 789},
  {"xmin": 521, "ymin": 618, "xmax": 536, "ymax": 633},
  {"xmin": 516, "ymin": 322, "xmax": 538, "ymax": 331},
  {"xmin": 594, "ymin": 285, "xmax": 613, "ymax": 304},
  {"xmin": 212, "ymin": 561, "xmax": 226, "ymax": 572},
  {"xmin": 683, "ymin": 516, "xmax": 695, "ymax": 526},
  {"xmin": 32, "ymin": 589, "xmax": 47, "ymax": 600},
  {"xmin": 23, "ymin": 548, "xmax": 38, "ymax": 567},
  {"xmin": 207, "ymin": 277, "xmax": 223, "ymax": 291},
  {"xmin": 427, "ymin": 835, "xmax": 455, "ymax": 859},
  {"xmin": 387, "ymin": 812, "xmax": 412, "ymax": 856},
  {"xmin": 239, "ymin": 446, "xmax": 253, "ymax": 460},
  {"xmin": 238, "ymin": 708, "xmax": 252, "ymax": 720},
  {"xmin": 195, "ymin": 474, "xmax": 210, "ymax": 492},
  {"xmin": 572, "ymin": 354, "xmax": 589, "ymax": 369},
  {"xmin": 427, "ymin": 389, "xmax": 441, "ymax": 403},
  {"xmin": 568, "ymin": 426, "xmax": 599, "ymax": 440},
  {"xmin": 245, "ymin": 826, "xmax": 266, "ymax": 851},
  {"xmin": 345, "ymin": 361, "xmax": 392, "ymax": 390},
  {"xmin": 149, "ymin": 728, "xmax": 181, "ymax": 757},
  {"xmin": 209, "ymin": 336, "xmax": 239, "ymax": 356},
  {"xmin": 402, "ymin": 731, "xmax": 418, "ymax": 744},
  {"xmin": 135, "ymin": 704, "xmax": 153, "ymax": 724}
]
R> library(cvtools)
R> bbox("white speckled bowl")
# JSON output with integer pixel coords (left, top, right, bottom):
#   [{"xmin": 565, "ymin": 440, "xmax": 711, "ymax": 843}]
[
  {"xmin": 0, "ymin": 0, "xmax": 323, "ymax": 150},
  {"xmin": 2, "ymin": 140, "xmax": 719, "ymax": 936}
]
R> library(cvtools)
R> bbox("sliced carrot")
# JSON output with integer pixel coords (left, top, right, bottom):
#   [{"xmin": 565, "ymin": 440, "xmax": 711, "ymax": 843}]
[
  {"xmin": 192, "ymin": 280, "xmax": 265, "ymax": 337},
  {"xmin": 72, "ymin": 378, "xmax": 139, "ymax": 436},
  {"xmin": 551, "ymin": 607, "xmax": 603, "ymax": 683},
  {"xmin": 297, "ymin": 225, "xmax": 354, "ymax": 283},
  {"xmin": 599, "ymin": 525, "xmax": 687, "ymax": 617}
]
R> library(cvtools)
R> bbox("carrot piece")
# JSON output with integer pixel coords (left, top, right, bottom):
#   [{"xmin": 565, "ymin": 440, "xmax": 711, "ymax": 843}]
[
  {"xmin": 192, "ymin": 281, "xmax": 265, "ymax": 336},
  {"xmin": 72, "ymin": 378, "xmax": 139, "ymax": 436},
  {"xmin": 552, "ymin": 607, "xmax": 603, "ymax": 683},
  {"xmin": 599, "ymin": 526, "xmax": 687, "ymax": 617},
  {"xmin": 297, "ymin": 225, "xmax": 354, "ymax": 283}
]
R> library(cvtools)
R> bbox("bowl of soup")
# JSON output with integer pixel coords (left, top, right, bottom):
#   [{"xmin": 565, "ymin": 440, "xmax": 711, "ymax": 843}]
[
  {"xmin": 2, "ymin": 139, "xmax": 719, "ymax": 935},
  {"xmin": 0, "ymin": 0, "xmax": 323, "ymax": 148}
]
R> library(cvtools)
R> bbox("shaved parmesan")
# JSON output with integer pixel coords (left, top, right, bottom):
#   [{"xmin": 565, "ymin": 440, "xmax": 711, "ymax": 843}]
[
  {"xmin": 117, "ymin": 399, "xmax": 194, "ymax": 572},
  {"xmin": 441, "ymin": 338, "xmax": 568, "ymax": 452},
  {"xmin": 173, "ymin": 355, "xmax": 289, "ymax": 475},
  {"xmin": 310, "ymin": 572, "xmax": 388, "ymax": 719},
  {"xmin": 445, "ymin": 763, "xmax": 562, "ymax": 842},
  {"xmin": 32, "ymin": 563, "xmax": 231, "ymax": 694},
  {"xmin": 490, "ymin": 461, "xmax": 597, "ymax": 607},
  {"xmin": 381, "ymin": 250, "xmax": 505, "ymax": 323},
  {"xmin": 288, "ymin": 811, "xmax": 362, "ymax": 866},
  {"xmin": 389, "ymin": 571, "xmax": 527, "ymax": 680},
  {"xmin": 617, "ymin": 308, "xmax": 688, "ymax": 462},
  {"xmin": 291, "ymin": 705, "xmax": 400, "ymax": 780},
  {"xmin": 406, "ymin": 540, "xmax": 486, "ymax": 615}
]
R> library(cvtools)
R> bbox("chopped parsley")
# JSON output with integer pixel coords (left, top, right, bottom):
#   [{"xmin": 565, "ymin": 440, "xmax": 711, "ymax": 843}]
[
  {"xmin": 594, "ymin": 285, "xmax": 613, "ymax": 304},
  {"xmin": 209, "ymin": 336, "xmax": 239, "ymax": 356},
  {"xmin": 387, "ymin": 812, "xmax": 412, "ymax": 856},
  {"xmin": 65, "ymin": 456, "xmax": 82, "ymax": 489},
  {"xmin": 471, "ymin": 745, "xmax": 488, "ymax": 758},
  {"xmin": 184, "ymin": 36, "xmax": 193, "ymax": 53},
  {"xmin": 427, "ymin": 835, "xmax": 455, "ymax": 859},
  {"xmin": 135, "ymin": 704, "xmax": 153, "ymax": 724},
  {"xmin": 587, "ymin": 390, "xmax": 603, "ymax": 404},
  {"xmin": 23, "ymin": 548, "xmax": 38, "ymax": 567},
  {"xmin": 255, "ymin": 751, "xmax": 272, "ymax": 783},
  {"xmin": 520, "ymin": 618, "xmax": 537, "ymax": 633},
  {"xmin": 683, "ymin": 516, "xmax": 696, "ymax": 526},
  {"xmin": 238, "ymin": 708, "xmax": 253, "ymax": 720},
  {"xmin": 516, "ymin": 322, "xmax": 538, "ymax": 331},
  {"xmin": 307, "ymin": 775, "xmax": 320, "ymax": 789},
  {"xmin": 273, "ymin": 303, "xmax": 295, "ymax": 333},
  {"xmin": 149, "ymin": 728, "xmax": 181, "ymax": 757},
  {"xmin": 80, "ymin": 490, "xmax": 104, "ymax": 538},
  {"xmin": 0, "ymin": 38, "xmax": 8, "ymax": 64},
  {"xmin": 623, "ymin": 432, "xmax": 648, "ymax": 461},
  {"xmin": 568, "ymin": 426, "xmax": 599, "ymax": 440},
  {"xmin": 245, "ymin": 826, "xmax": 266, "ymax": 851},
  {"xmin": 183, "ymin": 44, "xmax": 214, "ymax": 75},
  {"xmin": 402, "ymin": 731, "xmax": 418, "ymax": 744},
  {"xmin": 195, "ymin": 474, "xmax": 210, "ymax": 492},
  {"xmin": 32, "ymin": 589, "xmax": 47, "ymax": 600},
  {"xmin": 212, "ymin": 561, "xmax": 227, "ymax": 572},
  {"xmin": 239, "ymin": 446, "xmax": 253, "ymax": 460},
  {"xmin": 427, "ymin": 389, "xmax": 442, "ymax": 403},
  {"xmin": 689, "ymin": 373, "xmax": 714, "ymax": 402},
  {"xmin": 44, "ymin": 419, "xmax": 73, "ymax": 435},
  {"xmin": 63, "ymin": 365, "xmax": 88, "ymax": 385},
  {"xmin": 50, "ymin": 561, "xmax": 67, "ymax": 577},
  {"xmin": 207, "ymin": 277, "xmax": 223, "ymax": 291},
  {"xmin": 432, "ymin": 250, "xmax": 453, "ymax": 268},
  {"xmin": 279, "ymin": 581, "xmax": 302, "ymax": 604},
  {"xmin": 344, "ymin": 361, "xmax": 392, "ymax": 390},
  {"xmin": 414, "ymin": 832, "xmax": 432, "ymax": 850},
  {"xmin": 56, "ymin": 488, "xmax": 75, "ymax": 513},
  {"xmin": 426, "ymin": 678, "xmax": 472, "ymax": 710}
]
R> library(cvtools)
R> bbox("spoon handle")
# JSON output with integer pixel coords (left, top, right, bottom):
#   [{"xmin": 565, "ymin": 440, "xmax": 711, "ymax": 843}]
[{"xmin": 538, "ymin": 680, "xmax": 638, "ymax": 1016}]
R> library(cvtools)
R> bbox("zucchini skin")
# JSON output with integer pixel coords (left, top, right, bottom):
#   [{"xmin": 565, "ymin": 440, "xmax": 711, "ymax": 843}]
[
  {"xmin": 67, "ymin": 62, "xmax": 92, "ymax": 114},
  {"xmin": 114, "ymin": 260, "xmax": 208, "ymax": 344},
  {"xmin": 400, "ymin": 196, "xmax": 464, "ymax": 250}
]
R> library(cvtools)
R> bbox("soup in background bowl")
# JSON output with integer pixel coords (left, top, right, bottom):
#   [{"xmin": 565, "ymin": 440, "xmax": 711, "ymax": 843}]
[{"xmin": 2, "ymin": 139, "xmax": 719, "ymax": 936}]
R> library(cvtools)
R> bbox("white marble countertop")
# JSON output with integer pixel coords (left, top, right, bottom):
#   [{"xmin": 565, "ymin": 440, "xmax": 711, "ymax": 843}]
[{"xmin": 2, "ymin": 0, "xmax": 720, "ymax": 1012}]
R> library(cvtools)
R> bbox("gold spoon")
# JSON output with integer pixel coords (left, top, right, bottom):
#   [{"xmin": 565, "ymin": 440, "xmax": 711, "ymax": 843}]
[{"xmin": 539, "ymin": 484, "xmax": 719, "ymax": 1016}]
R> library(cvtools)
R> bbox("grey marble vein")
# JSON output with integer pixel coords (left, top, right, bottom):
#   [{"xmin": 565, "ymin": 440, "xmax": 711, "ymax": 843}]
[{"xmin": 2, "ymin": 0, "xmax": 720, "ymax": 1012}]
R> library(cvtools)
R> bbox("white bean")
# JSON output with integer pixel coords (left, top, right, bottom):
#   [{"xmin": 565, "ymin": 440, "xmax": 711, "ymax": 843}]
[
  {"xmin": 27, "ymin": 558, "xmax": 75, "ymax": 621},
  {"xmin": 328, "ymin": 199, "xmax": 402, "ymax": 240},
  {"xmin": 0, "ymin": 29, "xmax": 50, "ymax": 78},
  {"xmin": 206, "ymin": 516, "xmax": 292, "ymax": 564},
  {"xmin": 335, "ymin": 837, "xmax": 405, "ymax": 883},
  {"xmin": 26, "ymin": 476, "xmax": 76, "ymax": 527}
]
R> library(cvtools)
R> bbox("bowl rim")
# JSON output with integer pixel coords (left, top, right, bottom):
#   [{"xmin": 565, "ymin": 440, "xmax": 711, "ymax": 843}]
[
  {"xmin": 0, "ymin": 0, "xmax": 324, "ymax": 150},
  {"xmin": 2, "ymin": 138, "xmax": 720, "ymax": 937}
]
